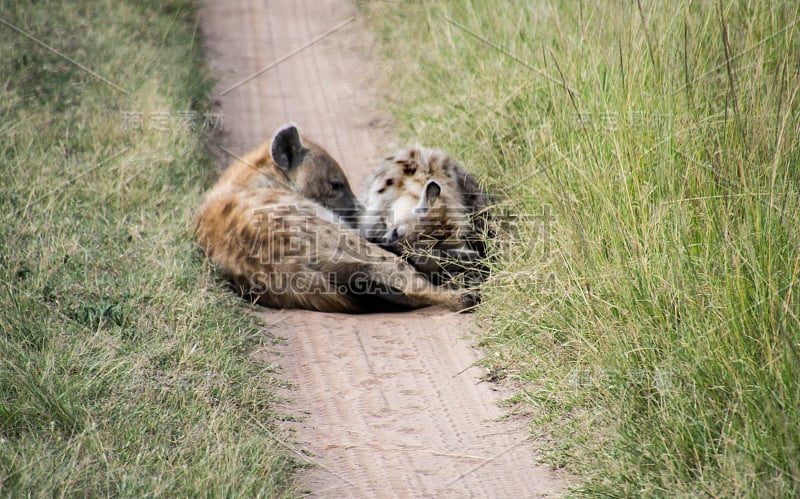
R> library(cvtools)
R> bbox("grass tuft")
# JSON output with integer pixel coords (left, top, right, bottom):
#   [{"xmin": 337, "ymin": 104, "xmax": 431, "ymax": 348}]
[
  {"xmin": 0, "ymin": 0, "xmax": 297, "ymax": 495},
  {"xmin": 365, "ymin": 0, "xmax": 800, "ymax": 495}
]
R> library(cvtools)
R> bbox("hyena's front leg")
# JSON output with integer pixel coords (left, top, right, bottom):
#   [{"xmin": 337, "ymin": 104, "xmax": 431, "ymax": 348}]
[
  {"xmin": 360, "ymin": 259, "xmax": 477, "ymax": 312},
  {"xmin": 316, "ymin": 220, "xmax": 477, "ymax": 312}
]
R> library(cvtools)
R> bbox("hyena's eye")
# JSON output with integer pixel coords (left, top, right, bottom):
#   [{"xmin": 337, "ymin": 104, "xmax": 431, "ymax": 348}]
[
  {"xmin": 330, "ymin": 181, "xmax": 345, "ymax": 191},
  {"xmin": 377, "ymin": 178, "xmax": 394, "ymax": 194}
]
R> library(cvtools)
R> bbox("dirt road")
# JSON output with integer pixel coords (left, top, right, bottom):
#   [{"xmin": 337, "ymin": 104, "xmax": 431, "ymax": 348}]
[{"xmin": 200, "ymin": 0, "xmax": 563, "ymax": 496}]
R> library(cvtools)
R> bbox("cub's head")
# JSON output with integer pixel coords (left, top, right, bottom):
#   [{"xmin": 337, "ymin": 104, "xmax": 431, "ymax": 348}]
[
  {"xmin": 360, "ymin": 145, "xmax": 491, "ymax": 282},
  {"xmin": 360, "ymin": 146, "xmax": 442, "ymax": 242},
  {"xmin": 378, "ymin": 179, "xmax": 479, "ymax": 275},
  {"xmin": 270, "ymin": 123, "xmax": 361, "ymax": 224}
]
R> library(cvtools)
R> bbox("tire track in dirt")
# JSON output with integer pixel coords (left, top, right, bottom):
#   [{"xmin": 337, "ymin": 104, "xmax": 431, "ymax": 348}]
[{"xmin": 201, "ymin": 0, "xmax": 563, "ymax": 496}]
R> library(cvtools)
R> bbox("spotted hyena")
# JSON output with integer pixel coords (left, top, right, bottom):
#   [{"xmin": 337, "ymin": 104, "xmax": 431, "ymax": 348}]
[
  {"xmin": 360, "ymin": 146, "xmax": 491, "ymax": 283},
  {"xmin": 194, "ymin": 124, "xmax": 474, "ymax": 312}
]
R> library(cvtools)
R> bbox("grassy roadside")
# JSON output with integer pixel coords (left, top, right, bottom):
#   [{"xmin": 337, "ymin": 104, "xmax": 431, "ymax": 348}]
[
  {"xmin": 365, "ymin": 0, "xmax": 800, "ymax": 495},
  {"xmin": 0, "ymin": 0, "xmax": 297, "ymax": 495}
]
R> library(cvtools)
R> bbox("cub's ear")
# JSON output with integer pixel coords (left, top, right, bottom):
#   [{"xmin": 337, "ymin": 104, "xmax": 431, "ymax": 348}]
[
  {"xmin": 270, "ymin": 123, "xmax": 307, "ymax": 170},
  {"xmin": 416, "ymin": 180, "xmax": 442, "ymax": 212},
  {"xmin": 423, "ymin": 179, "xmax": 442, "ymax": 204}
]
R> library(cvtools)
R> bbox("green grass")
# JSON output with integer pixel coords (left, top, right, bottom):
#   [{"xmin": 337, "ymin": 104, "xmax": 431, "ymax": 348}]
[
  {"xmin": 0, "ymin": 0, "xmax": 297, "ymax": 495},
  {"xmin": 364, "ymin": 0, "xmax": 800, "ymax": 495}
]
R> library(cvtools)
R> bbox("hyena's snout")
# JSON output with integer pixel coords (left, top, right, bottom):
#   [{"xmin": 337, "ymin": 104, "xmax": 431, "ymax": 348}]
[
  {"xmin": 382, "ymin": 227, "xmax": 400, "ymax": 245},
  {"xmin": 337, "ymin": 199, "xmax": 365, "ymax": 230},
  {"xmin": 378, "ymin": 225, "xmax": 411, "ymax": 252}
]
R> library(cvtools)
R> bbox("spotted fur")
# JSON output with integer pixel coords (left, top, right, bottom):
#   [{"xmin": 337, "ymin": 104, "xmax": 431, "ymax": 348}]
[{"xmin": 194, "ymin": 125, "xmax": 474, "ymax": 312}]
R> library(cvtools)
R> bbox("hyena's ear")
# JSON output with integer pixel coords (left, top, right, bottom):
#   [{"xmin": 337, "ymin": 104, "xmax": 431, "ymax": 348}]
[
  {"xmin": 415, "ymin": 180, "xmax": 442, "ymax": 212},
  {"xmin": 270, "ymin": 123, "xmax": 307, "ymax": 171}
]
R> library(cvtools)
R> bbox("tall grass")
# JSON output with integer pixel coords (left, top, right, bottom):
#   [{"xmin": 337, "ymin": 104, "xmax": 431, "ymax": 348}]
[
  {"xmin": 365, "ymin": 0, "xmax": 800, "ymax": 495},
  {"xmin": 0, "ymin": 0, "xmax": 296, "ymax": 495}
]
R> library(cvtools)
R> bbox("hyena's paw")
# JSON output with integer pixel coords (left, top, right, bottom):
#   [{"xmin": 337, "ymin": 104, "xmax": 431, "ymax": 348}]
[{"xmin": 458, "ymin": 288, "xmax": 481, "ymax": 312}]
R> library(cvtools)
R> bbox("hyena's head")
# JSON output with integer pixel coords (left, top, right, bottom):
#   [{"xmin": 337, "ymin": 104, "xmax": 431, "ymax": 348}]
[
  {"xmin": 270, "ymin": 123, "xmax": 361, "ymax": 225},
  {"xmin": 378, "ymin": 179, "xmax": 480, "ymax": 275},
  {"xmin": 360, "ymin": 145, "xmax": 491, "ymax": 280},
  {"xmin": 361, "ymin": 146, "xmax": 444, "ymax": 241}
]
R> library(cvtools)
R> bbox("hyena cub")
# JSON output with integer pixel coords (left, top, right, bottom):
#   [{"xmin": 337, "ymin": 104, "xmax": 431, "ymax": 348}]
[
  {"xmin": 194, "ymin": 124, "xmax": 474, "ymax": 313},
  {"xmin": 360, "ymin": 146, "xmax": 491, "ymax": 284}
]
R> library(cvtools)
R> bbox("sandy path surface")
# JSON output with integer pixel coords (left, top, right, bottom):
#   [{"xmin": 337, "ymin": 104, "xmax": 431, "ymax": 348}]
[{"xmin": 200, "ymin": 0, "xmax": 563, "ymax": 496}]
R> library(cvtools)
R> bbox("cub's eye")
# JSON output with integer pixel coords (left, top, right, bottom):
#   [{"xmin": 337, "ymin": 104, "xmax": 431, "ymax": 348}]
[
  {"xmin": 376, "ymin": 178, "xmax": 394, "ymax": 194},
  {"xmin": 330, "ymin": 181, "xmax": 344, "ymax": 191}
]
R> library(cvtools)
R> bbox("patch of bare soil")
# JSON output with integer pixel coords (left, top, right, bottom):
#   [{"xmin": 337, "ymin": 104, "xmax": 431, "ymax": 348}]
[{"xmin": 200, "ymin": 0, "xmax": 564, "ymax": 496}]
